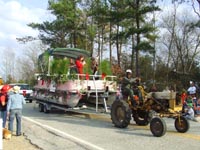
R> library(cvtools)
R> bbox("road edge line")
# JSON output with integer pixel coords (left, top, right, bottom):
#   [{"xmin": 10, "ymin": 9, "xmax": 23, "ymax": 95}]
[{"xmin": 23, "ymin": 116, "xmax": 105, "ymax": 150}]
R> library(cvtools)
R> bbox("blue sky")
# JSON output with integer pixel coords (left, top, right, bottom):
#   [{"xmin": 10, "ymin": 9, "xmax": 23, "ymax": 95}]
[{"xmin": 10, "ymin": 0, "xmax": 48, "ymax": 9}]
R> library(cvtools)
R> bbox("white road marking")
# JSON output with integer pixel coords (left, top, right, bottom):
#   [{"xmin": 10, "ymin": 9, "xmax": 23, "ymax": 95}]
[{"xmin": 23, "ymin": 116, "xmax": 105, "ymax": 150}]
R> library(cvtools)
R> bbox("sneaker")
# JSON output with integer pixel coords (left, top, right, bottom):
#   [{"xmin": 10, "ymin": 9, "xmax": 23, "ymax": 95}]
[{"xmin": 81, "ymin": 105, "xmax": 87, "ymax": 109}]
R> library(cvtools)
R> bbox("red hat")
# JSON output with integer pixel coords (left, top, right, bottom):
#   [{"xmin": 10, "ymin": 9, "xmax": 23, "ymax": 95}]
[{"xmin": 1, "ymin": 84, "xmax": 11, "ymax": 93}]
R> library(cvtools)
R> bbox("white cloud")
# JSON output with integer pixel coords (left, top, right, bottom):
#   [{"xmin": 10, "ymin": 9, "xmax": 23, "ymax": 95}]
[
  {"xmin": 0, "ymin": 0, "xmax": 49, "ymax": 79},
  {"xmin": 0, "ymin": 0, "xmax": 48, "ymax": 49},
  {"xmin": 0, "ymin": 0, "xmax": 47, "ymax": 23}
]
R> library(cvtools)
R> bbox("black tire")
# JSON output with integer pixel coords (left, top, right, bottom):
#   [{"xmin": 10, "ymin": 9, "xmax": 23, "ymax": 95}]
[
  {"xmin": 174, "ymin": 116, "xmax": 190, "ymax": 133},
  {"xmin": 29, "ymin": 100, "xmax": 32, "ymax": 103},
  {"xmin": 150, "ymin": 117, "xmax": 167, "ymax": 137},
  {"xmin": 133, "ymin": 110, "xmax": 150, "ymax": 126},
  {"xmin": 111, "ymin": 100, "xmax": 131, "ymax": 128},
  {"xmin": 39, "ymin": 104, "xmax": 44, "ymax": 112}
]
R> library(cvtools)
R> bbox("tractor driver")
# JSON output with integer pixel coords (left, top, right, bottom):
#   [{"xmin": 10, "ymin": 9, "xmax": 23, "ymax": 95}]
[{"xmin": 121, "ymin": 69, "xmax": 139, "ymax": 106}]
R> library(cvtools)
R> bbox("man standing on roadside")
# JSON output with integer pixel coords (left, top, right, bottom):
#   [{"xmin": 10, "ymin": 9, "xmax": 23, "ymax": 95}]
[
  {"xmin": 187, "ymin": 81, "xmax": 196, "ymax": 96},
  {"xmin": 7, "ymin": 86, "xmax": 26, "ymax": 136}
]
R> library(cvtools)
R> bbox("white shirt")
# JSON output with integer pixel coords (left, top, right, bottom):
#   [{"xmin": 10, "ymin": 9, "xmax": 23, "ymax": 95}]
[
  {"xmin": 185, "ymin": 107, "xmax": 195, "ymax": 120},
  {"xmin": 188, "ymin": 108, "xmax": 194, "ymax": 118},
  {"xmin": 187, "ymin": 86, "xmax": 196, "ymax": 94}
]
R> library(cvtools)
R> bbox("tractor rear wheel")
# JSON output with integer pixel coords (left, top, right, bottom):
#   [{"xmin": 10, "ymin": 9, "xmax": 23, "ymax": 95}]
[
  {"xmin": 174, "ymin": 116, "xmax": 189, "ymax": 133},
  {"xmin": 150, "ymin": 117, "xmax": 167, "ymax": 137},
  {"xmin": 111, "ymin": 100, "xmax": 131, "ymax": 128}
]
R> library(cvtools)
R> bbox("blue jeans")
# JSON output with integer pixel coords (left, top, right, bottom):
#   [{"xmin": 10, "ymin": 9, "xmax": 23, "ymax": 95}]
[
  {"xmin": 8, "ymin": 109, "xmax": 22, "ymax": 135},
  {"xmin": 0, "ymin": 110, "xmax": 7, "ymax": 128}
]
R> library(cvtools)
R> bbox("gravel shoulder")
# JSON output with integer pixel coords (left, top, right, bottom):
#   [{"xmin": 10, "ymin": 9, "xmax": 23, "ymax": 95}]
[
  {"xmin": 2, "ymin": 121, "xmax": 41, "ymax": 150},
  {"xmin": 3, "ymin": 133, "xmax": 41, "ymax": 150}
]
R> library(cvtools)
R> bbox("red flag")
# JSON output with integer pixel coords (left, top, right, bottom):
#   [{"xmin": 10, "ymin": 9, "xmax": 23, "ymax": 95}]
[
  {"xmin": 86, "ymin": 73, "xmax": 89, "ymax": 80},
  {"xmin": 102, "ymin": 73, "xmax": 106, "ymax": 79}
]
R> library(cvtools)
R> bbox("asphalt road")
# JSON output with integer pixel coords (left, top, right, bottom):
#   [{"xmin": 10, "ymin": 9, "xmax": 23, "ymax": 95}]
[{"xmin": 21, "ymin": 102, "xmax": 200, "ymax": 150}]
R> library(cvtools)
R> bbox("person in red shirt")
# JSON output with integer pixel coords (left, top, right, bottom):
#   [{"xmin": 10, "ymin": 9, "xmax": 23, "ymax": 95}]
[
  {"xmin": 75, "ymin": 55, "xmax": 86, "ymax": 79},
  {"xmin": 0, "ymin": 84, "xmax": 12, "ymax": 128}
]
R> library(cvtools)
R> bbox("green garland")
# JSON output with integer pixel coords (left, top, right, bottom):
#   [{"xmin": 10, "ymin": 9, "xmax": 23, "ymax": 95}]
[{"xmin": 38, "ymin": 57, "xmax": 115, "ymax": 83}]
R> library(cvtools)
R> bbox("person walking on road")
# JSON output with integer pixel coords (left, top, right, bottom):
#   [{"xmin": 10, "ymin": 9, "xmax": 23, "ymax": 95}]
[{"xmin": 7, "ymin": 85, "xmax": 26, "ymax": 136}]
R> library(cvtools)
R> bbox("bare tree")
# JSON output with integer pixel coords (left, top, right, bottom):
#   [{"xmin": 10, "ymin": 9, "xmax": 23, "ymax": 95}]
[
  {"xmin": 192, "ymin": 0, "xmax": 200, "ymax": 17},
  {"xmin": 158, "ymin": 3, "xmax": 178, "ymax": 84},
  {"xmin": 158, "ymin": 3, "xmax": 200, "ymax": 86},
  {"xmin": 0, "ymin": 48, "xmax": 16, "ymax": 83},
  {"xmin": 15, "ymin": 41, "xmax": 46, "ymax": 84}
]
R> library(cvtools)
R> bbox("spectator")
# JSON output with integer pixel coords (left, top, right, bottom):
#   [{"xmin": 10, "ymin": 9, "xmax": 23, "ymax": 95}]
[
  {"xmin": 7, "ymin": 86, "xmax": 26, "ymax": 136},
  {"xmin": 181, "ymin": 89, "xmax": 187, "ymax": 105},
  {"xmin": 187, "ymin": 81, "xmax": 196, "ymax": 96},
  {"xmin": 182, "ymin": 95, "xmax": 192, "ymax": 113},
  {"xmin": 0, "ymin": 84, "xmax": 12, "ymax": 128},
  {"xmin": 183, "ymin": 103, "xmax": 195, "ymax": 120},
  {"xmin": 194, "ymin": 98, "xmax": 200, "ymax": 116}
]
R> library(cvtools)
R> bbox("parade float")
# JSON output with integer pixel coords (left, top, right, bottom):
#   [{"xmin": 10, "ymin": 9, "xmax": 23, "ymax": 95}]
[{"xmin": 33, "ymin": 48, "xmax": 117, "ymax": 112}]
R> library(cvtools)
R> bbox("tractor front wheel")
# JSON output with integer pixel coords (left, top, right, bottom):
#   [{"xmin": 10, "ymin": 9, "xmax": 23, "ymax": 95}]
[
  {"xmin": 174, "ymin": 116, "xmax": 190, "ymax": 133},
  {"xmin": 150, "ymin": 117, "xmax": 167, "ymax": 137}
]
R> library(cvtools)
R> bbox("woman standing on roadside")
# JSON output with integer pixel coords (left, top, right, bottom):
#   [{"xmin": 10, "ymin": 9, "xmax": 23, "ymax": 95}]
[
  {"xmin": 7, "ymin": 86, "xmax": 26, "ymax": 136},
  {"xmin": 0, "ymin": 84, "xmax": 12, "ymax": 128}
]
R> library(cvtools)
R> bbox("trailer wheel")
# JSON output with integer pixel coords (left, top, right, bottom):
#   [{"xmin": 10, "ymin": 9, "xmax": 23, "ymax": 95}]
[
  {"xmin": 150, "ymin": 117, "xmax": 167, "ymax": 137},
  {"xmin": 43, "ymin": 105, "xmax": 50, "ymax": 113},
  {"xmin": 174, "ymin": 116, "xmax": 189, "ymax": 133},
  {"xmin": 39, "ymin": 104, "xmax": 44, "ymax": 112},
  {"xmin": 111, "ymin": 100, "xmax": 131, "ymax": 128}
]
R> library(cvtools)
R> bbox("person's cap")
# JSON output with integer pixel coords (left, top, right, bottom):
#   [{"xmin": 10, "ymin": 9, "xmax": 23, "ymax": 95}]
[
  {"xmin": 13, "ymin": 86, "xmax": 20, "ymax": 93},
  {"xmin": 190, "ymin": 81, "xmax": 193, "ymax": 84},
  {"xmin": 1, "ymin": 84, "xmax": 11, "ymax": 93},
  {"xmin": 126, "ymin": 69, "xmax": 132, "ymax": 73}
]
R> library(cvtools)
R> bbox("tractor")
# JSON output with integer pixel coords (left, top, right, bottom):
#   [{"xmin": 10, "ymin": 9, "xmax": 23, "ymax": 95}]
[{"xmin": 111, "ymin": 81, "xmax": 190, "ymax": 137}]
